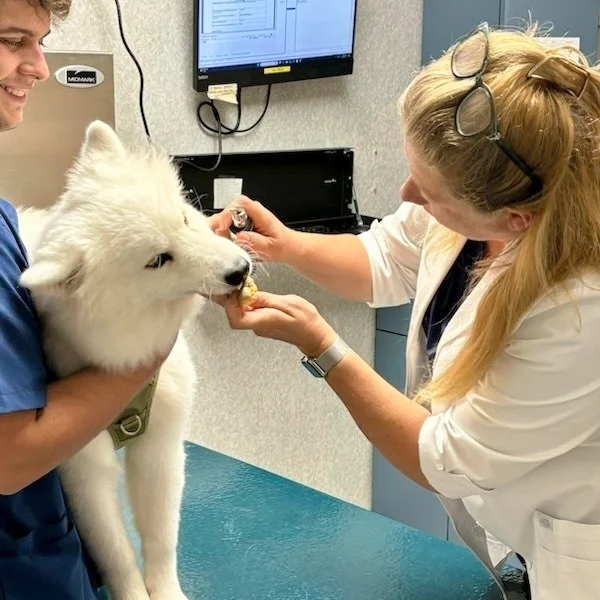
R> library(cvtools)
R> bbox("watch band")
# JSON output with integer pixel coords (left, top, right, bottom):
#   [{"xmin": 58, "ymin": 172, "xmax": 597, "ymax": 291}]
[{"xmin": 301, "ymin": 335, "xmax": 350, "ymax": 378}]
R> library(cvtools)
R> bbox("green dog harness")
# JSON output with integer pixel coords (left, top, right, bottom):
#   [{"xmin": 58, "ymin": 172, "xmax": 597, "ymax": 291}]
[{"xmin": 107, "ymin": 373, "xmax": 159, "ymax": 450}]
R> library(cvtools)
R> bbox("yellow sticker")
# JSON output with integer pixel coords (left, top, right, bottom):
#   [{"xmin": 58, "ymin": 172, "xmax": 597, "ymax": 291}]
[{"xmin": 264, "ymin": 66, "xmax": 291, "ymax": 75}]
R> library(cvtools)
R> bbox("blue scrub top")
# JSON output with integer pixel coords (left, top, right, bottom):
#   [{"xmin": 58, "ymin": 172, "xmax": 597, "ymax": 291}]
[
  {"xmin": 0, "ymin": 199, "xmax": 98, "ymax": 600},
  {"xmin": 422, "ymin": 239, "xmax": 485, "ymax": 362}
]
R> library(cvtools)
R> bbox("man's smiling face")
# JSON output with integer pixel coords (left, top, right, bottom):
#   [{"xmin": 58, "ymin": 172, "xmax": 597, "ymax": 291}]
[{"xmin": 0, "ymin": 0, "xmax": 51, "ymax": 131}]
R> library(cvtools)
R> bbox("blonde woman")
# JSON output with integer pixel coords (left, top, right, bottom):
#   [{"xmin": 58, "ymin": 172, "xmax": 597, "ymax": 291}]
[{"xmin": 212, "ymin": 23, "xmax": 600, "ymax": 600}]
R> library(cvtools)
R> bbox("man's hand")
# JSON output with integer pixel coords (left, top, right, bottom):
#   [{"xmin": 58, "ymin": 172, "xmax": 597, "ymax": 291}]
[{"xmin": 0, "ymin": 333, "xmax": 178, "ymax": 495}]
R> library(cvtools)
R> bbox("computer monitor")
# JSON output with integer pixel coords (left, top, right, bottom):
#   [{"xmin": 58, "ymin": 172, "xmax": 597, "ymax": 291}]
[{"xmin": 193, "ymin": 0, "xmax": 358, "ymax": 92}]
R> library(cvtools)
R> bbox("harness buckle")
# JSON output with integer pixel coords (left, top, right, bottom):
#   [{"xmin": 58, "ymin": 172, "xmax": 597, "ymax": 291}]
[{"xmin": 119, "ymin": 414, "xmax": 143, "ymax": 437}]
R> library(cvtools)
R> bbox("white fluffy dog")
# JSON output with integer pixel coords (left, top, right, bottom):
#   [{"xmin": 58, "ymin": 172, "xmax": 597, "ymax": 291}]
[{"xmin": 17, "ymin": 121, "xmax": 251, "ymax": 600}]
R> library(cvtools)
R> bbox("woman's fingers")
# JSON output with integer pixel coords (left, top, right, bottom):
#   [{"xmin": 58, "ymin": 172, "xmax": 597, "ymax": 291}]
[
  {"xmin": 241, "ymin": 291, "xmax": 301, "ymax": 315},
  {"xmin": 224, "ymin": 292, "xmax": 296, "ymax": 327}
]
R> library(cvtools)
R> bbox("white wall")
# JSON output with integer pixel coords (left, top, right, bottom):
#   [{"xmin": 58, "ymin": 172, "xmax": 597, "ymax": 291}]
[{"xmin": 46, "ymin": 0, "xmax": 423, "ymax": 508}]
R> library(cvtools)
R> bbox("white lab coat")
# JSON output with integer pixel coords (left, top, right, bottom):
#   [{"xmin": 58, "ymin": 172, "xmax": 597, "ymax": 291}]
[{"xmin": 358, "ymin": 201, "xmax": 600, "ymax": 600}]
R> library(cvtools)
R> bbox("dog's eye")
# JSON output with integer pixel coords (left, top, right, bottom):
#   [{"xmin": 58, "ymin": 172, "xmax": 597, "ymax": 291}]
[{"xmin": 145, "ymin": 253, "xmax": 173, "ymax": 269}]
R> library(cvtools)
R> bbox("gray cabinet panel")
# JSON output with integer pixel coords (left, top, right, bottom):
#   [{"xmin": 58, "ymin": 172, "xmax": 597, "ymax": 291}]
[
  {"xmin": 422, "ymin": 0, "xmax": 501, "ymax": 64},
  {"xmin": 448, "ymin": 520, "xmax": 466, "ymax": 547},
  {"xmin": 373, "ymin": 450, "xmax": 449, "ymax": 540},
  {"xmin": 372, "ymin": 331, "xmax": 449, "ymax": 540},
  {"xmin": 503, "ymin": 0, "xmax": 599, "ymax": 61},
  {"xmin": 375, "ymin": 304, "xmax": 412, "ymax": 336},
  {"xmin": 374, "ymin": 330, "xmax": 407, "ymax": 390}
]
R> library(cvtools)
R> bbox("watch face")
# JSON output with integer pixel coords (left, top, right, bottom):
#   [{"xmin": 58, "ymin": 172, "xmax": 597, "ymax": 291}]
[{"xmin": 301, "ymin": 357, "xmax": 325, "ymax": 377}]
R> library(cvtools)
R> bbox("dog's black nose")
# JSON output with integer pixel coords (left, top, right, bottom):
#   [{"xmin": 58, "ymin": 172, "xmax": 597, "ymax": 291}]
[{"xmin": 224, "ymin": 260, "xmax": 250, "ymax": 287}]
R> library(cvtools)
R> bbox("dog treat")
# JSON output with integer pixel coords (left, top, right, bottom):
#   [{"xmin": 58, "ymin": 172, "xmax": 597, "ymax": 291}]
[{"xmin": 239, "ymin": 276, "xmax": 258, "ymax": 307}]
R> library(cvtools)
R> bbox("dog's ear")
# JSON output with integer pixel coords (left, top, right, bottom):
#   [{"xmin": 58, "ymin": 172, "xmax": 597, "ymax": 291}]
[
  {"xmin": 78, "ymin": 120, "xmax": 126, "ymax": 159},
  {"xmin": 20, "ymin": 250, "xmax": 84, "ymax": 296}
]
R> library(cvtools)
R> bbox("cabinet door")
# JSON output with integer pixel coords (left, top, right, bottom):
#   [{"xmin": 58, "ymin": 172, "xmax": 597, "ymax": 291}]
[
  {"xmin": 422, "ymin": 0, "xmax": 502, "ymax": 64},
  {"xmin": 372, "ymin": 330, "xmax": 449, "ymax": 540},
  {"xmin": 376, "ymin": 304, "xmax": 412, "ymax": 336},
  {"xmin": 448, "ymin": 520, "xmax": 466, "ymax": 547},
  {"xmin": 503, "ymin": 0, "xmax": 599, "ymax": 61},
  {"xmin": 373, "ymin": 449, "xmax": 449, "ymax": 540},
  {"xmin": 374, "ymin": 329, "xmax": 407, "ymax": 391}
]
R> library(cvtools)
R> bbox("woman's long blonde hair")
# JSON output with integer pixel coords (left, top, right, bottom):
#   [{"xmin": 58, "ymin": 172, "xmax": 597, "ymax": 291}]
[{"xmin": 401, "ymin": 24, "xmax": 600, "ymax": 407}]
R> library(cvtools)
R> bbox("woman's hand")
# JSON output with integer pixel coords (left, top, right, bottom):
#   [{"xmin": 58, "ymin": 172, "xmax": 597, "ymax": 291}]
[
  {"xmin": 223, "ymin": 291, "xmax": 337, "ymax": 357},
  {"xmin": 207, "ymin": 195, "xmax": 297, "ymax": 263}
]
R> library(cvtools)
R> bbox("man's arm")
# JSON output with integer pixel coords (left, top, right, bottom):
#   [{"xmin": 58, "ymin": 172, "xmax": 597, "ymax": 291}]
[
  {"xmin": 0, "ymin": 201, "xmax": 173, "ymax": 495},
  {"xmin": 0, "ymin": 361, "xmax": 160, "ymax": 495}
]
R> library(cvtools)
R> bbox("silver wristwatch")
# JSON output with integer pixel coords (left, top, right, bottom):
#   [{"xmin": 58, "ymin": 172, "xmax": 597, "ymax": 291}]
[{"xmin": 301, "ymin": 335, "xmax": 350, "ymax": 378}]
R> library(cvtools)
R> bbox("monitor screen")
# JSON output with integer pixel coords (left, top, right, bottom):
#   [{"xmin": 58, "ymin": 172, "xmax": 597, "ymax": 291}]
[{"xmin": 194, "ymin": 0, "xmax": 358, "ymax": 91}]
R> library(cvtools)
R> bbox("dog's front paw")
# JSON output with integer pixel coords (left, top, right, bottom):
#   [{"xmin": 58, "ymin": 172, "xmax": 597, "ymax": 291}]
[{"xmin": 146, "ymin": 572, "xmax": 189, "ymax": 600}]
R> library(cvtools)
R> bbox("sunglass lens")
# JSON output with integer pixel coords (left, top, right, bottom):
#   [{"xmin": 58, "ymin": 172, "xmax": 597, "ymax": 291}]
[
  {"xmin": 452, "ymin": 31, "xmax": 487, "ymax": 78},
  {"xmin": 456, "ymin": 86, "xmax": 493, "ymax": 136}
]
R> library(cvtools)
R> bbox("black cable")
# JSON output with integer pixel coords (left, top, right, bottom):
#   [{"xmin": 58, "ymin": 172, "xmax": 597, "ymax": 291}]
[
  {"xmin": 113, "ymin": 0, "xmax": 270, "ymax": 171},
  {"xmin": 176, "ymin": 100, "xmax": 224, "ymax": 172},
  {"xmin": 197, "ymin": 99, "xmax": 239, "ymax": 136},
  {"xmin": 114, "ymin": 0, "xmax": 151, "ymax": 141},
  {"xmin": 234, "ymin": 84, "xmax": 272, "ymax": 133},
  {"xmin": 197, "ymin": 85, "xmax": 272, "ymax": 136},
  {"xmin": 113, "ymin": 0, "xmax": 223, "ymax": 171},
  {"xmin": 189, "ymin": 85, "xmax": 270, "ymax": 173},
  {"xmin": 196, "ymin": 86, "xmax": 242, "ymax": 136},
  {"xmin": 180, "ymin": 111, "xmax": 223, "ymax": 173}
]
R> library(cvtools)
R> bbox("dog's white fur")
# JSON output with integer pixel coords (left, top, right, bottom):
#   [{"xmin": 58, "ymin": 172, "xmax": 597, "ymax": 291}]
[{"xmin": 17, "ymin": 121, "xmax": 251, "ymax": 600}]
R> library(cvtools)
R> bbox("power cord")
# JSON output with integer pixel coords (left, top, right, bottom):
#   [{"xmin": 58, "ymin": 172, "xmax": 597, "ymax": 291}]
[
  {"xmin": 197, "ymin": 87, "xmax": 242, "ymax": 137},
  {"xmin": 113, "ymin": 0, "xmax": 221, "ymax": 171},
  {"xmin": 113, "ymin": 0, "xmax": 151, "ymax": 141},
  {"xmin": 196, "ymin": 85, "xmax": 272, "ymax": 136},
  {"xmin": 188, "ymin": 84, "xmax": 272, "ymax": 172},
  {"xmin": 113, "ymin": 0, "xmax": 272, "ymax": 173},
  {"xmin": 183, "ymin": 111, "xmax": 224, "ymax": 172}
]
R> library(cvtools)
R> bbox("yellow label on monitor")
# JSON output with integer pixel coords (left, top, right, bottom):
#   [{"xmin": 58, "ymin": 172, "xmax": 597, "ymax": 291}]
[{"xmin": 264, "ymin": 66, "xmax": 291, "ymax": 75}]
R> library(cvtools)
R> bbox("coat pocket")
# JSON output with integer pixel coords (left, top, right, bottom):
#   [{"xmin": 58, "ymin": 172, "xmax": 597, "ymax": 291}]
[{"xmin": 532, "ymin": 509, "xmax": 600, "ymax": 599}]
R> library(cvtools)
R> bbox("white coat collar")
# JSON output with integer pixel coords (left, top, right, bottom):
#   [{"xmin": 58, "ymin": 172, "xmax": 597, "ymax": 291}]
[
  {"xmin": 405, "ymin": 229, "xmax": 520, "ymax": 399},
  {"xmin": 404, "ymin": 228, "xmax": 466, "ymax": 396}
]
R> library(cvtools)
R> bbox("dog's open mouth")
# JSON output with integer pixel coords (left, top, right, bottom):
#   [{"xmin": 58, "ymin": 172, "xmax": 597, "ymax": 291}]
[{"xmin": 194, "ymin": 273, "xmax": 255, "ymax": 301}]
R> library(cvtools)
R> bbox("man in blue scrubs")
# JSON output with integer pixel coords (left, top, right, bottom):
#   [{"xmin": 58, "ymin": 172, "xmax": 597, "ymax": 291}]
[{"xmin": 0, "ymin": 2, "xmax": 173, "ymax": 597}]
